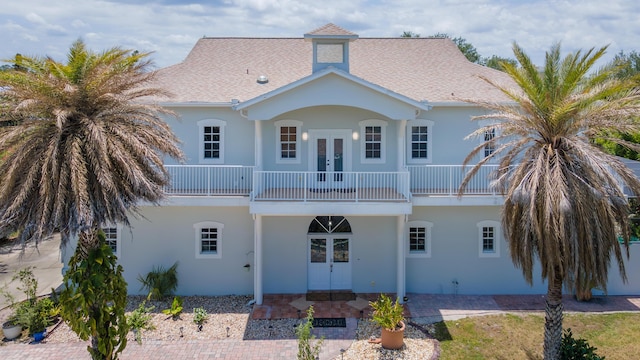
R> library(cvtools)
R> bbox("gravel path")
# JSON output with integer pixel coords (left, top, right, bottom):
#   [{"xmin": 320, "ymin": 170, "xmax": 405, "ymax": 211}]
[{"xmin": 2, "ymin": 295, "xmax": 438, "ymax": 359}]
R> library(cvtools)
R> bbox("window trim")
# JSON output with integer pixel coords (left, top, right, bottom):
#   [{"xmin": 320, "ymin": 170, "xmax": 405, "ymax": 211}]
[
  {"xmin": 197, "ymin": 119, "xmax": 226, "ymax": 164},
  {"xmin": 101, "ymin": 224, "xmax": 122, "ymax": 258},
  {"xmin": 406, "ymin": 120, "xmax": 434, "ymax": 164},
  {"xmin": 405, "ymin": 220, "xmax": 433, "ymax": 258},
  {"xmin": 477, "ymin": 220, "xmax": 501, "ymax": 258},
  {"xmin": 275, "ymin": 120, "xmax": 302, "ymax": 164},
  {"xmin": 359, "ymin": 119, "xmax": 387, "ymax": 164},
  {"xmin": 194, "ymin": 221, "xmax": 224, "ymax": 259}
]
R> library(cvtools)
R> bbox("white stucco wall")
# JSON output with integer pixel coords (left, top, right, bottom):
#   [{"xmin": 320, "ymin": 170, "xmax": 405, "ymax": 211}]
[
  {"xmin": 73, "ymin": 206, "xmax": 256, "ymax": 296},
  {"xmin": 162, "ymin": 107, "xmax": 255, "ymax": 166}
]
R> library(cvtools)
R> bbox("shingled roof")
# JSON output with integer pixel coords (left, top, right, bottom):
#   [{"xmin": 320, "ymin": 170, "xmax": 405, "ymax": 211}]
[{"xmin": 153, "ymin": 28, "xmax": 514, "ymax": 104}]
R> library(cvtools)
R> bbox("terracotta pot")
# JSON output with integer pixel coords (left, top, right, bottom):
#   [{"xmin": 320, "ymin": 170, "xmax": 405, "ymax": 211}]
[
  {"xmin": 381, "ymin": 320, "xmax": 405, "ymax": 350},
  {"xmin": 3, "ymin": 322, "xmax": 23, "ymax": 340}
]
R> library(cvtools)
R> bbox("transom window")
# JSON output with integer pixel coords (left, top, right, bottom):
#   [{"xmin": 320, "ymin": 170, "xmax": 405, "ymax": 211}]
[
  {"xmin": 194, "ymin": 221, "xmax": 224, "ymax": 259},
  {"xmin": 360, "ymin": 119, "xmax": 387, "ymax": 163},
  {"xmin": 407, "ymin": 120, "xmax": 433, "ymax": 164},
  {"xmin": 477, "ymin": 220, "xmax": 500, "ymax": 258},
  {"xmin": 197, "ymin": 119, "xmax": 226, "ymax": 164},
  {"xmin": 308, "ymin": 216, "xmax": 352, "ymax": 233},
  {"xmin": 405, "ymin": 220, "xmax": 433, "ymax": 258},
  {"xmin": 275, "ymin": 120, "xmax": 302, "ymax": 164}
]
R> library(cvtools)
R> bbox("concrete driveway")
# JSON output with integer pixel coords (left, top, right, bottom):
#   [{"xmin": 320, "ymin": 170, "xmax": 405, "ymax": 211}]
[{"xmin": 0, "ymin": 234, "xmax": 63, "ymax": 308}]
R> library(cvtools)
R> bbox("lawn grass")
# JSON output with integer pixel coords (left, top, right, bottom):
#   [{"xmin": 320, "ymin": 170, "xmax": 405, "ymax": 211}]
[{"xmin": 434, "ymin": 312, "xmax": 640, "ymax": 360}]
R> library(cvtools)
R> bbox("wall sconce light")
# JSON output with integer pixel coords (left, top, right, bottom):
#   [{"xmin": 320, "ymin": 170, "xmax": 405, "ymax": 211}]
[
  {"xmin": 302, "ymin": 132, "xmax": 308, "ymax": 141},
  {"xmin": 352, "ymin": 131, "xmax": 359, "ymax": 140},
  {"xmin": 243, "ymin": 263, "xmax": 251, "ymax": 272}
]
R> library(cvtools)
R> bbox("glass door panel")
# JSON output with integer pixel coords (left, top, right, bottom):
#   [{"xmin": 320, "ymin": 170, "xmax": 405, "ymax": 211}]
[
  {"xmin": 332, "ymin": 238, "xmax": 349, "ymax": 263},
  {"xmin": 310, "ymin": 239, "xmax": 327, "ymax": 263}
]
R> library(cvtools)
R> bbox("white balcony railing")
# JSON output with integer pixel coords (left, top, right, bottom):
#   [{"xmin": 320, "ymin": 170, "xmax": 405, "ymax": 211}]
[
  {"xmin": 407, "ymin": 165, "xmax": 500, "ymax": 196},
  {"xmin": 251, "ymin": 171, "xmax": 411, "ymax": 202},
  {"xmin": 161, "ymin": 165, "xmax": 500, "ymax": 199},
  {"xmin": 164, "ymin": 165, "xmax": 254, "ymax": 196}
]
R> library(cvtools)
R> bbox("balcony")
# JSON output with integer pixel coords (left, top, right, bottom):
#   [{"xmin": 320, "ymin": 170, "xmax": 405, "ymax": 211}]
[
  {"xmin": 164, "ymin": 165, "xmax": 254, "ymax": 196},
  {"xmin": 251, "ymin": 171, "xmax": 410, "ymax": 202},
  {"xmin": 162, "ymin": 165, "xmax": 500, "ymax": 202},
  {"xmin": 407, "ymin": 165, "xmax": 499, "ymax": 196}
]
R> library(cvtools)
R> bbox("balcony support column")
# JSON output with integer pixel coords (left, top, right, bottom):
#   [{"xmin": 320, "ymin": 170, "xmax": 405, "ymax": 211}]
[
  {"xmin": 254, "ymin": 214, "xmax": 263, "ymax": 305},
  {"xmin": 397, "ymin": 120, "xmax": 407, "ymax": 170},
  {"xmin": 397, "ymin": 214, "xmax": 406, "ymax": 303},
  {"xmin": 255, "ymin": 121, "xmax": 263, "ymax": 170}
]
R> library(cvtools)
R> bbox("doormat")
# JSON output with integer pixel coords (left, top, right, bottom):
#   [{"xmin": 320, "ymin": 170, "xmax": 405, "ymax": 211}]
[
  {"xmin": 306, "ymin": 292, "xmax": 357, "ymax": 302},
  {"xmin": 312, "ymin": 318, "xmax": 346, "ymax": 328}
]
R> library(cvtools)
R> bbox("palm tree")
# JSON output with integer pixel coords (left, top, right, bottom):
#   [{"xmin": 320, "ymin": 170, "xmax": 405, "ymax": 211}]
[
  {"xmin": 0, "ymin": 40, "xmax": 183, "ymax": 358},
  {"xmin": 459, "ymin": 43, "xmax": 640, "ymax": 359}
]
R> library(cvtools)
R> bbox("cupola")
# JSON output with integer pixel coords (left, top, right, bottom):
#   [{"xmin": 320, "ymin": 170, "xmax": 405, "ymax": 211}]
[{"xmin": 304, "ymin": 23, "xmax": 359, "ymax": 74}]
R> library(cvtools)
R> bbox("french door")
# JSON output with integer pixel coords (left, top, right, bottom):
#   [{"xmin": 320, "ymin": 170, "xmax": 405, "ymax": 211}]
[
  {"xmin": 309, "ymin": 130, "xmax": 351, "ymax": 189},
  {"xmin": 308, "ymin": 237, "xmax": 351, "ymax": 290}
]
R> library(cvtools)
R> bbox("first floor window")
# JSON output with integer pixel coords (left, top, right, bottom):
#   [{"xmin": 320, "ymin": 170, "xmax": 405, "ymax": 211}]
[
  {"xmin": 101, "ymin": 226, "xmax": 120, "ymax": 257},
  {"xmin": 194, "ymin": 221, "xmax": 224, "ymax": 259},
  {"xmin": 406, "ymin": 220, "xmax": 433, "ymax": 258},
  {"xmin": 477, "ymin": 220, "xmax": 500, "ymax": 257}
]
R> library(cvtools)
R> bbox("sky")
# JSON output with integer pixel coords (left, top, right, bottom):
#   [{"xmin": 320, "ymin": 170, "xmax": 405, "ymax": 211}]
[{"xmin": 0, "ymin": 0, "xmax": 638, "ymax": 69}]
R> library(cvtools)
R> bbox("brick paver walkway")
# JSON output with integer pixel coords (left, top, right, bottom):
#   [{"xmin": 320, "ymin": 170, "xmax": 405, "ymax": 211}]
[{"xmin": 1, "ymin": 294, "xmax": 639, "ymax": 359}]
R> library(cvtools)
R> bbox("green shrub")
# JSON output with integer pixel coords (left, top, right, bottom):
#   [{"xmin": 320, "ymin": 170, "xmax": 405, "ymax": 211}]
[
  {"xmin": 560, "ymin": 328, "xmax": 606, "ymax": 360},
  {"xmin": 138, "ymin": 262, "xmax": 179, "ymax": 301},
  {"xmin": 127, "ymin": 301, "xmax": 155, "ymax": 344},
  {"xmin": 193, "ymin": 307, "xmax": 208, "ymax": 331},
  {"xmin": 60, "ymin": 240, "xmax": 129, "ymax": 359},
  {"xmin": 161, "ymin": 296, "xmax": 183, "ymax": 320},
  {"xmin": 369, "ymin": 293, "xmax": 405, "ymax": 330},
  {"xmin": 296, "ymin": 306, "xmax": 323, "ymax": 360}
]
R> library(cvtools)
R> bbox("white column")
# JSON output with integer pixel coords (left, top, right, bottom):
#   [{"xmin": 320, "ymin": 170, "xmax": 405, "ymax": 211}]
[
  {"xmin": 255, "ymin": 121, "xmax": 263, "ymax": 170},
  {"xmin": 397, "ymin": 120, "xmax": 407, "ymax": 171},
  {"xmin": 397, "ymin": 215, "xmax": 406, "ymax": 303},
  {"xmin": 254, "ymin": 215, "xmax": 263, "ymax": 305}
]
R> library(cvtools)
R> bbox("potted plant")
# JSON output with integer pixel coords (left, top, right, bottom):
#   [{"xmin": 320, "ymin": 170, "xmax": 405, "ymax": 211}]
[{"xmin": 369, "ymin": 293, "xmax": 406, "ymax": 350}]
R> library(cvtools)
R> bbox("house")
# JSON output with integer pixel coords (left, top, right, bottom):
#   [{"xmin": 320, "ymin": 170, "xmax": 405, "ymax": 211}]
[{"xmin": 62, "ymin": 24, "xmax": 640, "ymax": 303}]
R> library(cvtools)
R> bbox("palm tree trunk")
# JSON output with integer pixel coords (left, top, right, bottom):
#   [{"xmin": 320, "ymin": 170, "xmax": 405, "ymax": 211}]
[
  {"xmin": 76, "ymin": 228, "xmax": 100, "ymax": 260},
  {"xmin": 544, "ymin": 269, "xmax": 564, "ymax": 359}
]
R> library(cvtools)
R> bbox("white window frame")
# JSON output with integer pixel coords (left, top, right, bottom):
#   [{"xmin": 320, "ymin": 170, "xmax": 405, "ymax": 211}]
[
  {"xmin": 359, "ymin": 119, "xmax": 387, "ymax": 164},
  {"xmin": 406, "ymin": 120, "xmax": 434, "ymax": 164},
  {"xmin": 477, "ymin": 220, "xmax": 501, "ymax": 258},
  {"xmin": 101, "ymin": 224, "xmax": 121, "ymax": 258},
  {"xmin": 197, "ymin": 119, "xmax": 226, "ymax": 164},
  {"xmin": 405, "ymin": 220, "xmax": 433, "ymax": 258},
  {"xmin": 275, "ymin": 120, "xmax": 302, "ymax": 164},
  {"xmin": 194, "ymin": 221, "xmax": 224, "ymax": 259}
]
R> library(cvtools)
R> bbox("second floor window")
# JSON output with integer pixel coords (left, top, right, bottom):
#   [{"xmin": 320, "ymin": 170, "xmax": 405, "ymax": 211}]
[
  {"xmin": 198, "ymin": 119, "xmax": 226, "ymax": 164},
  {"xmin": 360, "ymin": 119, "xmax": 387, "ymax": 163},
  {"xmin": 275, "ymin": 120, "xmax": 302, "ymax": 164},
  {"xmin": 407, "ymin": 120, "xmax": 433, "ymax": 164},
  {"xmin": 484, "ymin": 128, "xmax": 496, "ymax": 157},
  {"xmin": 203, "ymin": 126, "xmax": 221, "ymax": 159}
]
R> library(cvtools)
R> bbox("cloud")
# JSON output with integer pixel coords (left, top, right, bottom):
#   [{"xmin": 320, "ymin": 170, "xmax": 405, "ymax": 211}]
[{"xmin": 0, "ymin": 0, "xmax": 637, "ymax": 68}]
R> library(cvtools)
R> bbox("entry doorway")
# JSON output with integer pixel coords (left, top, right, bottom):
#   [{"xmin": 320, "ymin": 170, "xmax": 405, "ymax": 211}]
[{"xmin": 307, "ymin": 216, "xmax": 352, "ymax": 291}]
